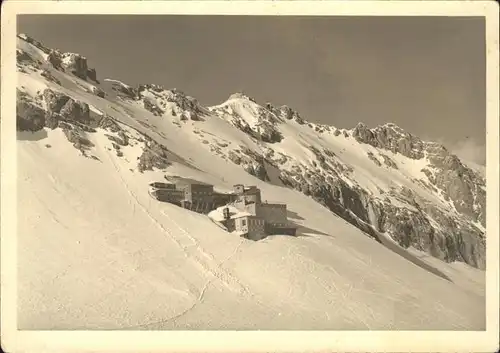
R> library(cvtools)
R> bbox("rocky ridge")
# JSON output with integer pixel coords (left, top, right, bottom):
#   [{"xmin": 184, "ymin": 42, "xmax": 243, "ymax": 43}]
[{"xmin": 17, "ymin": 33, "xmax": 99, "ymax": 83}]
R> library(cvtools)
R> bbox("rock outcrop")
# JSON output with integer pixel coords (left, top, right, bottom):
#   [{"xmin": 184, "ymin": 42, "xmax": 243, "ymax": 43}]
[
  {"xmin": 61, "ymin": 53, "xmax": 89, "ymax": 80},
  {"xmin": 17, "ymin": 97, "xmax": 45, "ymax": 132},
  {"xmin": 43, "ymin": 88, "xmax": 90, "ymax": 124},
  {"xmin": 47, "ymin": 50, "xmax": 63, "ymax": 70},
  {"xmin": 40, "ymin": 69, "xmax": 61, "ymax": 85},
  {"xmin": 43, "ymin": 89, "xmax": 71, "ymax": 113},
  {"xmin": 137, "ymin": 138, "xmax": 171, "ymax": 172},
  {"xmin": 352, "ymin": 122, "xmax": 486, "ymax": 228},
  {"xmin": 137, "ymin": 85, "xmax": 207, "ymax": 121},
  {"xmin": 61, "ymin": 123, "xmax": 95, "ymax": 152},
  {"xmin": 210, "ymin": 96, "xmax": 285, "ymax": 143},
  {"xmin": 143, "ymin": 98, "xmax": 164, "ymax": 116},
  {"xmin": 87, "ymin": 68, "xmax": 98, "ymax": 82},
  {"xmin": 227, "ymin": 147, "xmax": 270, "ymax": 181},
  {"xmin": 352, "ymin": 122, "xmax": 424, "ymax": 159},
  {"xmin": 16, "ymin": 49, "xmax": 33, "ymax": 63},
  {"xmin": 107, "ymin": 80, "xmax": 137, "ymax": 100},
  {"xmin": 277, "ymin": 104, "xmax": 306, "ymax": 125},
  {"xmin": 91, "ymin": 86, "xmax": 105, "ymax": 98}
]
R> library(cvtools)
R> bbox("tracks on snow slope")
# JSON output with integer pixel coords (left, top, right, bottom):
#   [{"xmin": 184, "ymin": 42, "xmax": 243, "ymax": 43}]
[{"xmin": 100, "ymin": 144, "xmax": 253, "ymax": 328}]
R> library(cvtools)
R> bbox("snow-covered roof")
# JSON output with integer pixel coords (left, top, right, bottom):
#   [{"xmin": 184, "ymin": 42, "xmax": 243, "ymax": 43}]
[
  {"xmin": 230, "ymin": 212, "xmax": 253, "ymax": 219},
  {"xmin": 208, "ymin": 205, "xmax": 254, "ymax": 222}
]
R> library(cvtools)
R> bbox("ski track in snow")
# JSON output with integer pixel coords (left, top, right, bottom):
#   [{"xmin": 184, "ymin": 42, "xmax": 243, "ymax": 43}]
[
  {"xmin": 100, "ymin": 143, "xmax": 256, "ymax": 327},
  {"xmin": 160, "ymin": 210, "xmax": 252, "ymax": 295},
  {"xmin": 124, "ymin": 238, "xmax": 247, "ymax": 330}
]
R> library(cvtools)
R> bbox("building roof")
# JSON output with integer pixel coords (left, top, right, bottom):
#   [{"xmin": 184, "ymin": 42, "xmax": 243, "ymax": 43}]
[
  {"xmin": 170, "ymin": 177, "xmax": 212, "ymax": 187},
  {"xmin": 230, "ymin": 212, "xmax": 253, "ymax": 220},
  {"xmin": 208, "ymin": 205, "xmax": 252, "ymax": 222},
  {"xmin": 149, "ymin": 182, "xmax": 175, "ymax": 188}
]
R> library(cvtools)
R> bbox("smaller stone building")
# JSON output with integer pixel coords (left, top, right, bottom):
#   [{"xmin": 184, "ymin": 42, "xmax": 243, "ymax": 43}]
[
  {"xmin": 233, "ymin": 184, "xmax": 262, "ymax": 204},
  {"xmin": 223, "ymin": 212, "xmax": 266, "ymax": 241}
]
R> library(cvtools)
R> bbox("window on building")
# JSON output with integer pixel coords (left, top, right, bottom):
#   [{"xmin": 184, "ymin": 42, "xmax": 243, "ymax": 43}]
[{"xmin": 242, "ymin": 219, "xmax": 247, "ymax": 227}]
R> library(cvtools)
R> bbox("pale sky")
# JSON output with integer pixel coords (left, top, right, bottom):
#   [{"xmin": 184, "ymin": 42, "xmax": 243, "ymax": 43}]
[{"xmin": 18, "ymin": 15, "xmax": 486, "ymax": 164}]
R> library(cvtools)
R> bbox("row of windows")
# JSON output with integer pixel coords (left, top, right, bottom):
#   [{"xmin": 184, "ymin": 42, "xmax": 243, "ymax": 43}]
[
  {"xmin": 156, "ymin": 191, "xmax": 183, "ymax": 196},
  {"xmin": 187, "ymin": 191, "xmax": 214, "ymax": 196},
  {"xmin": 241, "ymin": 218, "xmax": 264, "ymax": 227}
]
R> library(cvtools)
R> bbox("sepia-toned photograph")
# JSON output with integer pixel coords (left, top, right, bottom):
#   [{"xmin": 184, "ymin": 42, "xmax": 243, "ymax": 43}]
[{"xmin": 1, "ymin": 1, "xmax": 499, "ymax": 352}]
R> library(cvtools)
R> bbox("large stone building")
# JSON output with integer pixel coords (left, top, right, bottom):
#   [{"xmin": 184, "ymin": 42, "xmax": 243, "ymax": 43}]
[
  {"xmin": 149, "ymin": 178, "xmax": 237, "ymax": 213},
  {"xmin": 149, "ymin": 179, "xmax": 297, "ymax": 240}
]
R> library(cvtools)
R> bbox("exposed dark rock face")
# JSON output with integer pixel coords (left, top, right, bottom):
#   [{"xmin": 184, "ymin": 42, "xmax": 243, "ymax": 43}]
[
  {"xmin": 278, "ymin": 105, "xmax": 305, "ymax": 124},
  {"xmin": 17, "ymin": 99, "xmax": 46, "ymax": 132},
  {"xmin": 43, "ymin": 89, "xmax": 71, "ymax": 113},
  {"xmin": 47, "ymin": 50, "xmax": 63, "ymax": 70},
  {"xmin": 107, "ymin": 81, "xmax": 137, "ymax": 100},
  {"xmin": 143, "ymin": 98, "xmax": 164, "ymax": 116},
  {"xmin": 137, "ymin": 85, "xmax": 206, "ymax": 121},
  {"xmin": 87, "ymin": 68, "xmax": 97, "ymax": 82},
  {"xmin": 380, "ymin": 153, "xmax": 398, "ymax": 169},
  {"xmin": 227, "ymin": 147, "xmax": 270, "ymax": 181},
  {"xmin": 42, "ymin": 89, "xmax": 90, "ymax": 124},
  {"xmin": 367, "ymin": 151, "xmax": 382, "ymax": 166},
  {"xmin": 421, "ymin": 146, "xmax": 486, "ymax": 226},
  {"xmin": 283, "ymin": 164, "xmax": 484, "ymax": 269},
  {"xmin": 40, "ymin": 69, "xmax": 61, "ymax": 85},
  {"xmin": 61, "ymin": 53, "xmax": 89, "ymax": 80},
  {"xmin": 212, "ymin": 98, "xmax": 284, "ymax": 143},
  {"xmin": 352, "ymin": 122, "xmax": 424, "ymax": 159},
  {"xmin": 17, "ymin": 34, "xmax": 51, "ymax": 55},
  {"xmin": 138, "ymin": 138, "xmax": 171, "ymax": 173},
  {"xmin": 228, "ymin": 151, "xmax": 242, "ymax": 165},
  {"xmin": 434, "ymin": 165, "xmax": 484, "ymax": 225},
  {"xmin": 370, "ymin": 195, "xmax": 486, "ymax": 269},
  {"xmin": 278, "ymin": 168, "xmax": 379, "ymax": 240},
  {"xmin": 105, "ymin": 131, "xmax": 129, "ymax": 147},
  {"xmin": 61, "ymin": 124, "xmax": 95, "ymax": 152},
  {"xmin": 265, "ymin": 103, "xmax": 306, "ymax": 126},
  {"xmin": 44, "ymin": 112, "xmax": 60, "ymax": 129},
  {"xmin": 59, "ymin": 98, "xmax": 90, "ymax": 124},
  {"xmin": 163, "ymin": 88, "xmax": 206, "ymax": 121},
  {"xmin": 245, "ymin": 162, "xmax": 269, "ymax": 181},
  {"xmin": 98, "ymin": 115, "xmax": 122, "ymax": 133},
  {"xmin": 16, "ymin": 49, "xmax": 32, "ymax": 63},
  {"xmin": 92, "ymin": 86, "xmax": 105, "ymax": 98},
  {"xmin": 352, "ymin": 122, "xmax": 486, "ymax": 227},
  {"xmin": 138, "ymin": 83, "xmax": 165, "ymax": 93},
  {"xmin": 254, "ymin": 108, "xmax": 284, "ymax": 143}
]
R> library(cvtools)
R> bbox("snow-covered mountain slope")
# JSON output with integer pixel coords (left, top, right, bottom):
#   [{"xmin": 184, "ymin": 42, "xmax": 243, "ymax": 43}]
[{"xmin": 16, "ymin": 33, "xmax": 486, "ymax": 329}]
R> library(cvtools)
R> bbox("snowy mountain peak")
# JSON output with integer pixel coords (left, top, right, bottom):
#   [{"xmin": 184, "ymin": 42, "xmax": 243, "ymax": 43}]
[
  {"xmin": 380, "ymin": 122, "xmax": 402, "ymax": 129},
  {"xmin": 136, "ymin": 84, "xmax": 207, "ymax": 120},
  {"xmin": 226, "ymin": 92, "xmax": 258, "ymax": 103}
]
